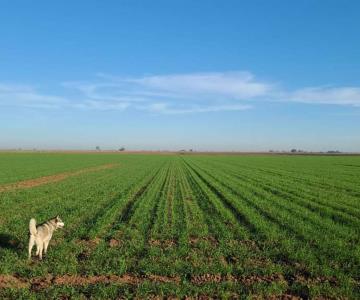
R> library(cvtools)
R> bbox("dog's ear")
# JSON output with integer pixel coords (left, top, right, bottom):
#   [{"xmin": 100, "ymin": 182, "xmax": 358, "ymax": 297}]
[{"xmin": 56, "ymin": 215, "xmax": 60, "ymax": 220}]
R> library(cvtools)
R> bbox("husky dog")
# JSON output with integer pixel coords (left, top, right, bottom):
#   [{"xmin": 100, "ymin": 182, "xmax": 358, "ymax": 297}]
[{"xmin": 28, "ymin": 216, "xmax": 64, "ymax": 260}]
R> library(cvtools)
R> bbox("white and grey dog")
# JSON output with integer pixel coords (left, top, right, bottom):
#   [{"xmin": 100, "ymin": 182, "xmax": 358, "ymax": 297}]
[{"xmin": 28, "ymin": 216, "xmax": 64, "ymax": 260}]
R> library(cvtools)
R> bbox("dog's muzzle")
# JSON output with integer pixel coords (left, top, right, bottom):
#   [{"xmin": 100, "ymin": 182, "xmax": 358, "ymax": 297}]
[{"xmin": 57, "ymin": 222, "xmax": 65, "ymax": 228}]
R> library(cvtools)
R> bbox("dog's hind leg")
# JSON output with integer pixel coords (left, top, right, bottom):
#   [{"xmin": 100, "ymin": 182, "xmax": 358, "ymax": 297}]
[
  {"xmin": 28, "ymin": 235, "xmax": 35, "ymax": 259},
  {"xmin": 38, "ymin": 243, "xmax": 44, "ymax": 260},
  {"xmin": 44, "ymin": 240, "xmax": 49, "ymax": 255}
]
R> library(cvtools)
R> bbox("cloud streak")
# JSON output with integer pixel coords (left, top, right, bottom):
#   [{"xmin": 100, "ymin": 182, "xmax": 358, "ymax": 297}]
[
  {"xmin": 0, "ymin": 84, "xmax": 70, "ymax": 109},
  {"xmin": 1, "ymin": 72, "xmax": 360, "ymax": 114},
  {"xmin": 288, "ymin": 86, "xmax": 360, "ymax": 107},
  {"xmin": 127, "ymin": 72, "xmax": 272, "ymax": 99},
  {"xmin": 139, "ymin": 103, "xmax": 252, "ymax": 114}
]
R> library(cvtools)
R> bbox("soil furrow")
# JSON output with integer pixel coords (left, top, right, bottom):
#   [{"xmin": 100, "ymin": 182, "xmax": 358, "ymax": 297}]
[{"xmin": 0, "ymin": 163, "xmax": 118, "ymax": 192}]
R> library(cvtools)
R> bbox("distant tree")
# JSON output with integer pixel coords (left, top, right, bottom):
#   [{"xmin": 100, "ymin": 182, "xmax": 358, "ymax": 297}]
[
  {"xmin": 290, "ymin": 149, "xmax": 297, "ymax": 153},
  {"xmin": 96, "ymin": 146, "xmax": 101, "ymax": 151},
  {"xmin": 119, "ymin": 147, "xmax": 125, "ymax": 151}
]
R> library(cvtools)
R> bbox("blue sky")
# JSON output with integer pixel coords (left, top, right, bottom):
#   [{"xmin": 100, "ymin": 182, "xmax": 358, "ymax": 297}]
[{"xmin": 1, "ymin": 0, "xmax": 360, "ymax": 151}]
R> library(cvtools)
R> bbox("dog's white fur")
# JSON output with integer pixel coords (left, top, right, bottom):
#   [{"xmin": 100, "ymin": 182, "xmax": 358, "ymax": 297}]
[{"xmin": 28, "ymin": 216, "xmax": 64, "ymax": 260}]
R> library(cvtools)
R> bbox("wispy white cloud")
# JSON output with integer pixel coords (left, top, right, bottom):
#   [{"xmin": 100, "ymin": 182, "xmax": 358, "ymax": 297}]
[
  {"xmin": 63, "ymin": 71, "xmax": 270, "ymax": 113},
  {"xmin": 126, "ymin": 72, "xmax": 272, "ymax": 99},
  {"xmin": 0, "ymin": 83, "xmax": 129, "ymax": 111},
  {"xmin": 287, "ymin": 86, "xmax": 360, "ymax": 106},
  {"xmin": 0, "ymin": 84, "xmax": 70, "ymax": 109},
  {"xmin": 74, "ymin": 100, "xmax": 130, "ymax": 111},
  {"xmin": 138, "ymin": 103, "xmax": 252, "ymax": 114},
  {"xmin": 1, "ymin": 72, "xmax": 360, "ymax": 114}
]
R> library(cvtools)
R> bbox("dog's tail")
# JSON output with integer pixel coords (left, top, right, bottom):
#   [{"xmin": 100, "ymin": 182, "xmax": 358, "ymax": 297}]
[{"xmin": 29, "ymin": 218, "xmax": 37, "ymax": 235}]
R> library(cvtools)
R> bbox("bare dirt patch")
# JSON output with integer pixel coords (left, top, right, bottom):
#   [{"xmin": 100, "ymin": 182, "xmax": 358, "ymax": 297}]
[
  {"xmin": 53, "ymin": 274, "xmax": 141, "ymax": 286},
  {"xmin": 75, "ymin": 238, "xmax": 102, "ymax": 261},
  {"xmin": 76, "ymin": 238, "xmax": 102, "ymax": 249},
  {"xmin": 291, "ymin": 274, "xmax": 338, "ymax": 286},
  {"xmin": 0, "ymin": 275, "xmax": 29, "ymax": 289},
  {"xmin": 184, "ymin": 272, "xmax": 339, "ymax": 290},
  {"xmin": 0, "ymin": 272, "xmax": 338, "ymax": 291},
  {"xmin": 252, "ymin": 294, "xmax": 301, "ymax": 300},
  {"xmin": 0, "ymin": 163, "xmax": 118, "ymax": 192},
  {"xmin": 149, "ymin": 239, "xmax": 177, "ymax": 249},
  {"xmin": 244, "ymin": 257, "xmax": 273, "ymax": 268},
  {"xmin": 52, "ymin": 274, "xmax": 180, "ymax": 285},
  {"xmin": 147, "ymin": 274, "xmax": 181, "ymax": 284},
  {"xmin": 191, "ymin": 274, "xmax": 223, "ymax": 284},
  {"xmin": 0, "ymin": 273, "xmax": 181, "ymax": 290},
  {"xmin": 240, "ymin": 274, "xmax": 286, "ymax": 286},
  {"xmin": 31, "ymin": 274, "xmax": 53, "ymax": 291},
  {"xmin": 189, "ymin": 236, "xmax": 218, "ymax": 246},
  {"xmin": 109, "ymin": 238, "xmax": 122, "ymax": 248},
  {"xmin": 191, "ymin": 273, "xmax": 287, "ymax": 285},
  {"xmin": 30, "ymin": 274, "xmax": 179, "ymax": 290},
  {"xmin": 227, "ymin": 239, "xmax": 259, "ymax": 251}
]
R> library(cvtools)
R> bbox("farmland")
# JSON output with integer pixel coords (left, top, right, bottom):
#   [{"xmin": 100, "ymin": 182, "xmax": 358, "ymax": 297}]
[{"xmin": 0, "ymin": 153, "xmax": 359, "ymax": 299}]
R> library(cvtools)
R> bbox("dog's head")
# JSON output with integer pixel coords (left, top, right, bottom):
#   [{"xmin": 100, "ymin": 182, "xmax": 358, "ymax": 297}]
[{"xmin": 54, "ymin": 215, "xmax": 65, "ymax": 229}]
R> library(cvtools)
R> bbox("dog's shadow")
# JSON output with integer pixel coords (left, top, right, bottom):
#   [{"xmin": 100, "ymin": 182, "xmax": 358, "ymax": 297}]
[{"xmin": 0, "ymin": 233, "xmax": 24, "ymax": 253}]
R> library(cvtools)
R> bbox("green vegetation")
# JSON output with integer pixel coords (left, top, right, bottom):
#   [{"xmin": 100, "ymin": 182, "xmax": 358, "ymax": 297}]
[{"xmin": 0, "ymin": 153, "xmax": 359, "ymax": 299}]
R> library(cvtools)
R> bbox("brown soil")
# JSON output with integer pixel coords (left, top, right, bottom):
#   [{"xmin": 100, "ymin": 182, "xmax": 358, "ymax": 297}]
[
  {"xmin": 0, "ymin": 163, "xmax": 118, "ymax": 192},
  {"xmin": 244, "ymin": 257, "xmax": 273, "ymax": 268},
  {"xmin": 274, "ymin": 295, "xmax": 301, "ymax": 300},
  {"xmin": 185, "ymin": 296, "xmax": 216, "ymax": 300},
  {"xmin": 149, "ymin": 239, "xmax": 177, "ymax": 248},
  {"xmin": 219, "ymin": 256, "xmax": 229, "ymax": 267},
  {"xmin": 31, "ymin": 274, "xmax": 53, "ymax": 290},
  {"xmin": 0, "ymin": 272, "xmax": 338, "ymax": 291},
  {"xmin": 75, "ymin": 238, "xmax": 102, "ymax": 261},
  {"xmin": 227, "ymin": 239, "xmax": 259, "ymax": 251},
  {"xmin": 53, "ymin": 274, "xmax": 141, "ymax": 286},
  {"xmin": 253, "ymin": 295, "xmax": 301, "ymax": 300},
  {"xmin": 149, "ymin": 239, "xmax": 162, "ymax": 246},
  {"xmin": 109, "ymin": 238, "xmax": 122, "ymax": 248},
  {"xmin": 191, "ymin": 273, "xmax": 287, "ymax": 285},
  {"xmin": 191, "ymin": 274, "xmax": 223, "ymax": 284},
  {"xmin": 0, "ymin": 275, "xmax": 29, "ymax": 288},
  {"xmin": 189, "ymin": 272, "xmax": 337, "ymax": 288},
  {"xmin": 240, "ymin": 274, "xmax": 287, "ymax": 286},
  {"xmin": 0, "ymin": 273, "xmax": 180, "ymax": 290},
  {"xmin": 147, "ymin": 274, "xmax": 181, "ymax": 284},
  {"xmin": 75, "ymin": 238, "xmax": 102, "ymax": 249},
  {"xmin": 189, "ymin": 236, "xmax": 218, "ymax": 246},
  {"xmin": 292, "ymin": 274, "xmax": 338, "ymax": 286}
]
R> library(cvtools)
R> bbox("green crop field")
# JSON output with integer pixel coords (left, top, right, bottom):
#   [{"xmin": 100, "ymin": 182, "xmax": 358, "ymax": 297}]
[{"xmin": 0, "ymin": 152, "xmax": 359, "ymax": 299}]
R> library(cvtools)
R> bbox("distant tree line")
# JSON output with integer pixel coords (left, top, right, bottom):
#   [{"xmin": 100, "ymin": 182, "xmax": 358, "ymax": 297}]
[
  {"xmin": 94, "ymin": 146, "xmax": 125, "ymax": 151},
  {"xmin": 269, "ymin": 149, "xmax": 342, "ymax": 154}
]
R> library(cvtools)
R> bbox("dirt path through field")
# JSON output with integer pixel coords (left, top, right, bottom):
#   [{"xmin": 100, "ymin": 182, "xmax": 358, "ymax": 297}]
[
  {"xmin": 0, "ymin": 272, "xmax": 293, "ymax": 289},
  {"xmin": 0, "ymin": 273, "xmax": 181, "ymax": 289},
  {"xmin": 0, "ymin": 163, "xmax": 118, "ymax": 193},
  {"xmin": 0, "ymin": 272, "xmax": 337, "ymax": 297}
]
